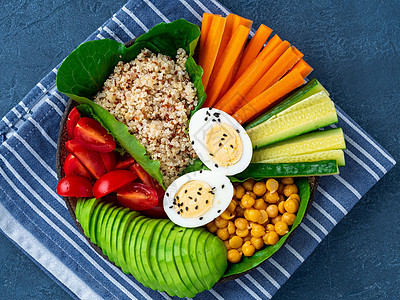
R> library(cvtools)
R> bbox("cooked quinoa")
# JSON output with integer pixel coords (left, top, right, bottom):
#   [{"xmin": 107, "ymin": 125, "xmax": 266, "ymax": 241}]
[{"xmin": 94, "ymin": 48, "xmax": 198, "ymax": 186}]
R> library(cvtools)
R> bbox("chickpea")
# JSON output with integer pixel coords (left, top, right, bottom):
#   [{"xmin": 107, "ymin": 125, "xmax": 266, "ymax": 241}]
[
  {"xmin": 224, "ymin": 240, "xmax": 231, "ymax": 250},
  {"xmin": 215, "ymin": 216, "xmax": 229, "ymax": 228},
  {"xmin": 284, "ymin": 184, "xmax": 299, "ymax": 197},
  {"xmin": 253, "ymin": 198, "xmax": 267, "ymax": 210},
  {"xmin": 227, "ymin": 249, "xmax": 242, "ymax": 263},
  {"xmin": 263, "ymin": 231, "xmax": 279, "ymax": 245},
  {"xmin": 266, "ymin": 178, "xmax": 279, "ymax": 192},
  {"xmin": 220, "ymin": 209, "xmax": 236, "ymax": 220},
  {"xmin": 289, "ymin": 193, "xmax": 300, "ymax": 203},
  {"xmin": 251, "ymin": 224, "xmax": 265, "ymax": 238},
  {"xmin": 277, "ymin": 183, "xmax": 285, "ymax": 195},
  {"xmin": 235, "ymin": 205, "xmax": 245, "ymax": 217},
  {"xmin": 284, "ymin": 198, "xmax": 299, "ymax": 214},
  {"xmin": 264, "ymin": 191, "xmax": 280, "ymax": 203},
  {"xmin": 244, "ymin": 209, "xmax": 262, "ymax": 223},
  {"xmin": 227, "ymin": 199, "xmax": 237, "ymax": 212},
  {"xmin": 235, "ymin": 218, "xmax": 249, "ymax": 230},
  {"xmin": 242, "ymin": 241, "xmax": 256, "ymax": 256},
  {"xmin": 236, "ymin": 228, "xmax": 249, "ymax": 237},
  {"xmin": 228, "ymin": 221, "xmax": 236, "ymax": 234},
  {"xmin": 266, "ymin": 224, "xmax": 275, "ymax": 232},
  {"xmin": 278, "ymin": 201, "xmax": 286, "ymax": 214},
  {"xmin": 251, "ymin": 237, "xmax": 264, "ymax": 250},
  {"xmin": 271, "ymin": 215, "xmax": 282, "ymax": 225},
  {"xmin": 229, "ymin": 235, "xmax": 243, "ymax": 249},
  {"xmin": 241, "ymin": 194, "xmax": 255, "ymax": 208},
  {"xmin": 275, "ymin": 221, "xmax": 289, "ymax": 236},
  {"xmin": 253, "ymin": 181, "xmax": 267, "ymax": 196},
  {"xmin": 217, "ymin": 228, "xmax": 230, "ymax": 240},
  {"xmin": 243, "ymin": 179, "xmax": 255, "ymax": 191},
  {"xmin": 206, "ymin": 221, "xmax": 218, "ymax": 233},
  {"xmin": 235, "ymin": 185, "xmax": 245, "ymax": 199},
  {"xmin": 266, "ymin": 204, "xmax": 279, "ymax": 218},
  {"xmin": 258, "ymin": 210, "xmax": 269, "ymax": 224},
  {"xmin": 281, "ymin": 177, "xmax": 294, "ymax": 185},
  {"xmin": 282, "ymin": 212, "xmax": 296, "ymax": 226},
  {"xmin": 246, "ymin": 191, "xmax": 257, "ymax": 199}
]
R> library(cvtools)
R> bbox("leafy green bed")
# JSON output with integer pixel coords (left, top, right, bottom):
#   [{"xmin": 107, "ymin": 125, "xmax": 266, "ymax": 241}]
[{"xmin": 56, "ymin": 19, "xmax": 207, "ymax": 189}]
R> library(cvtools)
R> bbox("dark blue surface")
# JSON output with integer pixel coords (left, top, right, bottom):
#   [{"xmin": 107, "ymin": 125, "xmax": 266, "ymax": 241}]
[{"xmin": 0, "ymin": 0, "xmax": 399, "ymax": 299}]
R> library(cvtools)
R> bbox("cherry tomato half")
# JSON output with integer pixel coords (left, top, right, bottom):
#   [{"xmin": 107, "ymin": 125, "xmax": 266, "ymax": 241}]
[
  {"xmin": 65, "ymin": 140, "xmax": 106, "ymax": 179},
  {"xmin": 142, "ymin": 194, "xmax": 167, "ymax": 218},
  {"xmin": 66, "ymin": 107, "xmax": 81, "ymax": 138},
  {"xmin": 56, "ymin": 175, "xmax": 93, "ymax": 197},
  {"xmin": 100, "ymin": 151, "xmax": 117, "ymax": 172},
  {"xmin": 74, "ymin": 117, "xmax": 116, "ymax": 152},
  {"xmin": 129, "ymin": 163, "xmax": 155, "ymax": 187},
  {"xmin": 115, "ymin": 154, "xmax": 135, "ymax": 170},
  {"xmin": 93, "ymin": 170, "xmax": 137, "ymax": 199},
  {"xmin": 64, "ymin": 153, "xmax": 92, "ymax": 179},
  {"xmin": 117, "ymin": 183, "xmax": 158, "ymax": 210}
]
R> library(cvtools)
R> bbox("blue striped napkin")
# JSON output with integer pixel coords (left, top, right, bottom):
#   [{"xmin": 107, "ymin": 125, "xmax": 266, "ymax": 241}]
[{"xmin": 0, "ymin": 0, "xmax": 395, "ymax": 299}]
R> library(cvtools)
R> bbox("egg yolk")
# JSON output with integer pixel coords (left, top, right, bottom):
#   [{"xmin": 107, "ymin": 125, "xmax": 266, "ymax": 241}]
[
  {"xmin": 205, "ymin": 123, "xmax": 243, "ymax": 167},
  {"xmin": 174, "ymin": 180, "xmax": 214, "ymax": 218}
]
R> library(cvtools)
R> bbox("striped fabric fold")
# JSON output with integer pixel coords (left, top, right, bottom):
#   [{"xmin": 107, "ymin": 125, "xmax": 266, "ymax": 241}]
[{"xmin": 0, "ymin": 0, "xmax": 395, "ymax": 299}]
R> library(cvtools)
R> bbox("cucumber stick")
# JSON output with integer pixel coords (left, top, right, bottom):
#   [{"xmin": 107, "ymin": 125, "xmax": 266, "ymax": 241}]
[
  {"xmin": 245, "ymin": 78, "xmax": 328, "ymax": 130},
  {"xmin": 252, "ymin": 128, "xmax": 346, "ymax": 162},
  {"xmin": 254, "ymin": 149, "xmax": 345, "ymax": 167},
  {"xmin": 233, "ymin": 160, "xmax": 339, "ymax": 179},
  {"xmin": 247, "ymin": 99, "xmax": 338, "ymax": 148}
]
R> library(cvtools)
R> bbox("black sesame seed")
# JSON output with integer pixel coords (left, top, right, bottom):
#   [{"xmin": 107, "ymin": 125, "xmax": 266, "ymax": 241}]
[
  {"xmin": 199, "ymin": 187, "xmax": 203, "ymax": 191},
  {"xmin": 213, "ymin": 112, "xmax": 220, "ymax": 117},
  {"xmin": 230, "ymin": 144, "xmax": 234, "ymax": 148},
  {"xmin": 197, "ymin": 192, "xmax": 201, "ymax": 195},
  {"xmin": 188, "ymin": 196, "xmax": 193, "ymax": 199},
  {"xmin": 236, "ymin": 129, "xmax": 240, "ymax": 133},
  {"xmin": 180, "ymin": 209, "xmax": 183, "ymax": 213},
  {"xmin": 200, "ymin": 170, "xmax": 203, "ymax": 173},
  {"xmin": 209, "ymin": 153, "xmax": 214, "ymax": 156},
  {"xmin": 176, "ymin": 196, "xmax": 179, "ymax": 200},
  {"xmin": 206, "ymin": 111, "xmax": 210, "ymax": 116},
  {"xmin": 221, "ymin": 138, "xmax": 225, "ymax": 141},
  {"xmin": 218, "ymin": 118, "xmax": 221, "ymax": 122},
  {"xmin": 223, "ymin": 133, "xmax": 227, "ymax": 137},
  {"xmin": 184, "ymin": 190, "xmax": 187, "ymax": 193},
  {"xmin": 194, "ymin": 198, "xmax": 198, "ymax": 202},
  {"xmin": 179, "ymin": 230, "xmax": 183, "ymax": 232},
  {"xmin": 199, "ymin": 217, "xmax": 203, "ymax": 220},
  {"xmin": 212, "ymin": 187, "xmax": 216, "ymax": 190},
  {"xmin": 219, "ymin": 143, "xmax": 222, "ymax": 147},
  {"xmin": 204, "ymin": 117, "xmax": 208, "ymax": 121},
  {"xmin": 217, "ymin": 210, "xmax": 221, "ymax": 213},
  {"xmin": 185, "ymin": 207, "xmax": 189, "ymax": 211},
  {"xmin": 215, "ymin": 164, "xmax": 219, "ymax": 168},
  {"xmin": 255, "ymin": 145, "xmax": 258, "ymax": 149},
  {"xmin": 212, "ymin": 119, "xmax": 217, "ymax": 122},
  {"xmin": 206, "ymin": 200, "xmax": 209, "ymax": 204},
  {"xmin": 195, "ymin": 206, "xmax": 198, "ymax": 210},
  {"xmin": 173, "ymin": 201, "xmax": 176, "ymax": 205},
  {"xmin": 209, "ymin": 107, "xmax": 212, "ymax": 110},
  {"xmin": 177, "ymin": 211, "xmax": 180, "ymax": 214},
  {"xmin": 222, "ymin": 184, "xmax": 225, "ymax": 189},
  {"xmin": 169, "ymin": 206, "xmax": 173, "ymax": 209},
  {"xmin": 166, "ymin": 193, "xmax": 169, "ymax": 197},
  {"xmin": 191, "ymin": 141, "xmax": 194, "ymax": 145}
]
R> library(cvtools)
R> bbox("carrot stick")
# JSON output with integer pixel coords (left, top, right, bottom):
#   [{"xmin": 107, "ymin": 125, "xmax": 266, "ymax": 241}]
[
  {"xmin": 214, "ymin": 14, "xmax": 237, "ymax": 65},
  {"xmin": 215, "ymin": 41, "xmax": 291, "ymax": 114},
  {"xmin": 198, "ymin": 15, "xmax": 226, "ymax": 90},
  {"xmin": 232, "ymin": 71, "xmax": 306, "ymax": 124},
  {"xmin": 246, "ymin": 47, "xmax": 300, "ymax": 101},
  {"xmin": 219, "ymin": 54, "xmax": 242, "ymax": 98},
  {"xmin": 203, "ymin": 25, "xmax": 251, "ymax": 107},
  {"xmin": 286, "ymin": 58, "xmax": 313, "ymax": 78},
  {"xmin": 199, "ymin": 13, "xmax": 215, "ymax": 54},
  {"xmin": 291, "ymin": 46, "xmax": 304, "ymax": 59},
  {"xmin": 235, "ymin": 24, "xmax": 273, "ymax": 79},
  {"xmin": 233, "ymin": 34, "xmax": 282, "ymax": 82}
]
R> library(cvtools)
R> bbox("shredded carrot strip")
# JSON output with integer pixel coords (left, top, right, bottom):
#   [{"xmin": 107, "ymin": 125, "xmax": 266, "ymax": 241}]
[
  {"xmin": 235, "ymin": 24, "xmax": 273, "ymax": 78},
  {"xmin": 232, "ymin": 70, "xmax": 306, "ymax": 124},
  {"xmin": 246, "ymin": 47, "xmax": 300, "ymax": 101},
  {"xmin": 203, "ymin": 25, "xmax": 251, "ymax": 107},
  {"xmin": 215, "ymin": 41, "xmax": 291, "ymax": 114},
  {"xmin": 198, "ymin": 15, "xmax": 226, "ymax": 90}
]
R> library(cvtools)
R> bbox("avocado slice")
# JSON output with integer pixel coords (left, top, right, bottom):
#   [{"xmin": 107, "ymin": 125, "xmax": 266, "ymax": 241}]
[
  {"xmin": 106, "ymin": 207, "xmax": 130, "ymax": 265},
  {"xmin": 174, "ymin": 228, "xmax": 200, "ymax": 296},
  {"xmin": 95, "ymin": 202, "xmax": 114, "ymax": 250},
  {"xmin": 207, "ymin": 236, "xmax": 228, "ymax": 279},
  {"xmin": 137, "ymin": 219, "xmax": 163, "ymax": 290},
  {"xmin": 80, "ymin": 198, "xmax": 101, "ymax": 236},
  {"xmin": 89, "ymin": 201, "xmax": 105, "ymax": 245},
  {"xmin": 203, "ymin": 234, "xmax": 223, "ymax": 284},
  {"xmin": 103, "ymin": 206, "xmax": 124, "ymax": 258},
  {"xmin": 122, "ymin": 215, "xmax": 145, "ymax": 274},
  {"xmin": 75, "ymin": 198, "xmax": 83, "ymax": 223},
  {"xmin": 99, "ymin": 205, "xmax": 119, "ymax": 255},
  {"xmin": 128, "ymin": 217, "xmax": 151, "ymax": 286},
  {"xmin": 195, "ymin": 230, "xmax": 215, "ymax": 290},
  {"xmin": 115, "ymin": 211, "xmax": 140, "ymax": 269},
  {"xmin": 153, "ymin": 221, "xmax": 176, "ymax": 296},
  {"xmin": 165, "ymin": 227, "xmax": 195, "ymax": 298},
  {"xmin": 181, "ymin": 228, "xmax": 207, "ymax": 293}
]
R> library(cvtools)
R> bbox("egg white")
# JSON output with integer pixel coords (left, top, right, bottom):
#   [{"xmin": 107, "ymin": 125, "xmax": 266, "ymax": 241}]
[
  {"xmin": 189, "ymin": 108, "xmax": 253, "ymax": 176},
  {"xmin": 163, "ymin": 170, "xmax": 233, "ymax": 228}
]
